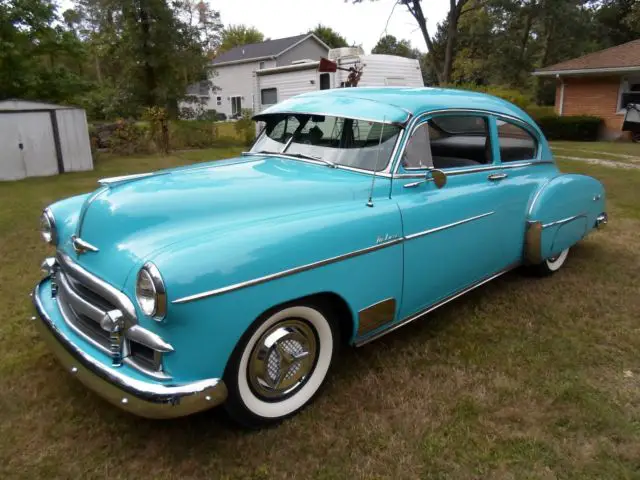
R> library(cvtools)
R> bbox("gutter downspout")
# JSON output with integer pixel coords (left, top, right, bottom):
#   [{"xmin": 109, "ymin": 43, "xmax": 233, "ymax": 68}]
[{"xmin": 557, "ymin": 74, "xmax": 565, "ymax": 116}]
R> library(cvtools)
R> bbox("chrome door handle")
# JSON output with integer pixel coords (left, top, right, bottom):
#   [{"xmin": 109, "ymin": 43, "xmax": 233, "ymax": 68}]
[{"xmin": 488, "ymin": 173, "xmax": 508, "ymax": 181}]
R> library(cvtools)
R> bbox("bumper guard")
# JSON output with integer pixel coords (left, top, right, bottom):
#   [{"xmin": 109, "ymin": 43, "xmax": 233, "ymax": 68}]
[{"xmin": 32, "ymin": 278, "xmax": 227, "ymax": 419}]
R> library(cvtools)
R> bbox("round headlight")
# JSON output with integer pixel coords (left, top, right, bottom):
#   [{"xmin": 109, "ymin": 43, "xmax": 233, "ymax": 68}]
[
  {"xmin": 40, "ymin": 208, "xmax": 57, "ymax": 245},
  {"xmin": 135, "ymin": 263, "xmax": 167, "ymax": 320}
]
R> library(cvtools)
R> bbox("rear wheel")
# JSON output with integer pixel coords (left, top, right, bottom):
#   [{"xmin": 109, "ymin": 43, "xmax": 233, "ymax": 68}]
[
  {"xmin": 224, "ymin": 304, "xmax": 338, "ymax": 428},
  {"xmin": 531, "ymin": 248, "xmax": 570, "ymax": 276},
  {"xmin": 632, "ymin": 132, "xmax": 640, "ymax": 144}
]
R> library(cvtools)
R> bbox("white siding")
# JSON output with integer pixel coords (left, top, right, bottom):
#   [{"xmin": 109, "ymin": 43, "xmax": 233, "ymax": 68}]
[
  {"xmin": 56, "ymin": 109, "xmax": 93, "ymax": 172},
  {"xmin": 254, "ymin": 68, "xmax": 319, "ymax": 114},
  {"xmin": 276, "ymin": 38, "xmax": 329, "ymax": 67},
  {"xmin": 337, "ymin": 55, "xmax": 423, "ymax": 88},
  {"xmin": 207, "ymin": 59, "xmax": 276, "ymax": 117}
]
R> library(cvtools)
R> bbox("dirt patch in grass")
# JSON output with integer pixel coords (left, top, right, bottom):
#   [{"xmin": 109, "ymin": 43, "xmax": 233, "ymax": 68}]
[{"xmin": 1, "ymin": 149, "xmax": 639, "ymax": 479}]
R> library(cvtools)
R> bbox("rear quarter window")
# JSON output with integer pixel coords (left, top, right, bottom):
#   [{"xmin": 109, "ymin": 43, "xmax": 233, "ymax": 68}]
[{"xmin": 496, "ymin": 120, "xmax": 538, "ymax": 162}]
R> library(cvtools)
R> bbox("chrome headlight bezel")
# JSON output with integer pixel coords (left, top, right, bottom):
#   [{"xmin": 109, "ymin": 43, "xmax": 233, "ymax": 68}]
[
  {"xmin": 40, "ymin": 208, "xmax": 57, "ymax": 245},
  {"xmin": 135, "ymin": 262, "xmax": 167, "ymax": 321}
]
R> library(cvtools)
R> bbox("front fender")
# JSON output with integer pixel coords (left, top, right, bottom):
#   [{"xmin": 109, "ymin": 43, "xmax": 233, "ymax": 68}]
[
  {"xmin": 525, "ymin": 174, "xmax": 605, "ymax": 263},
  {"xmin": 142, "ymin": 199, "xmax": 404, "ymax": 381}
]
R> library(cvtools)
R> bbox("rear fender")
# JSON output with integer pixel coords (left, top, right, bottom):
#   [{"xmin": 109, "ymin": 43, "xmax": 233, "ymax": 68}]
[{"xmin": 525, "ymin": 174, "xmax": 605, "ymax": 263}]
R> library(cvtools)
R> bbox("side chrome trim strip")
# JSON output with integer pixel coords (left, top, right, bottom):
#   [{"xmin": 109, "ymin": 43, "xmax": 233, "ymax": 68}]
[
  {"xmin": 172, "ymin": 238, "xmax": 404, "ymax": 304},
  {"xmin": 542, "ymin": 213, "xmax": 586, "ymax": 229},
  {"xmin": 404, "ymin": 212, "xmax": 494, "ymax": 241},
  {"xmin": 174, "ymin": 211, "xmax": 496, "ymax": 304},
  {"xmin": 354, "ymin": 264, "xmax": 518, "ymax": 347}
]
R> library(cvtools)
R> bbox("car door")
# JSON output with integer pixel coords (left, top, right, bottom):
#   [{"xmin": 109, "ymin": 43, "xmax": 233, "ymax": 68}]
[
  {"xmin": 488, "ymin": 116, "xmax": 553, "ymax": 268},
  {"xmin": 392, "ymin": 113, "xmax": 509, "ymax": 320}
]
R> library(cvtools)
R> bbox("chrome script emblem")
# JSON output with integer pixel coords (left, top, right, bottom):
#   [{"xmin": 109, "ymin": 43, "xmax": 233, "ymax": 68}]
[
  {"xmin": 376, "ymin": 233, "xmax": 399, "ymax": 244},
  {"xmin": 71, "ymin": 235, "xmax": 99, "ymax": 254}
]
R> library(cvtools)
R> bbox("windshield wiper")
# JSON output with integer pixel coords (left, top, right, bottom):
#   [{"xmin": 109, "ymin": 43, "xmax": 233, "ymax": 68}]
[
  {"xmin": 242, "ymin": 150, "xmax": 282, "ymax": 156},
  {"xmin": 284, "ymin": 152, "xmax": 336, "ymax": 168}
]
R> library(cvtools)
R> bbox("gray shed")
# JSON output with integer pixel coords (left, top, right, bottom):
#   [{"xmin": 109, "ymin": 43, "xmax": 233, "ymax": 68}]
[{"xmin": 0, "ymin": 99, "xmax": 93, "ymax": 181}]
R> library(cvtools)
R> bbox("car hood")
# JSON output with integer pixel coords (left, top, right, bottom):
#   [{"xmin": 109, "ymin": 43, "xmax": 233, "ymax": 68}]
[{"xmin": 62, "ymin": 155, "xmax": 374, "ymax": 287}]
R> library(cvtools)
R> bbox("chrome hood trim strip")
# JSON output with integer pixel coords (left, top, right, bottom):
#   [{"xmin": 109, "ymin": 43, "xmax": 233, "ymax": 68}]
[{"xmin": 173, "ymin": 211, "xmax": 495, "ymax": 304}]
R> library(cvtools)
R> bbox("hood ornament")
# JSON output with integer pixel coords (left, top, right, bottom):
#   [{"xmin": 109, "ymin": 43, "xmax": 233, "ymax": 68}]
[{"xmin": 71, "ymin": 235, "xmax": 99, "ymax": 254}]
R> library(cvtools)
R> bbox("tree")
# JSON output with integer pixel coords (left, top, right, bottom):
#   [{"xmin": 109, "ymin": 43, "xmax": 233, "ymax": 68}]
[
  {"xmin": 219, "ymin": 24, "xmax": 264, "ymax": 53},
  {"xmin": 372, "ymin": 34, "xmax": 420, "ymax": 58},
  {"xmin": 310, "ymin": 24, "xmax": 349, "ymax": 48},
  {"xmin": 0, "ymin": 0, "xmax": 89, "ymax": 103},
  {"xmin": 355, "ymin": 0, "xmax": 477, "ymax": 84}
]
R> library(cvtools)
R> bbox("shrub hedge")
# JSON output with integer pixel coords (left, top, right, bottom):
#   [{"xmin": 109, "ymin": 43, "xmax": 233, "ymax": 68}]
[
  {"xmin": 90, "ymin": 119, "xmax": 249, "ymax": 155},
  {"xmin": 534, "ymin": 115, "xmax": 603, "ymax": 141}
]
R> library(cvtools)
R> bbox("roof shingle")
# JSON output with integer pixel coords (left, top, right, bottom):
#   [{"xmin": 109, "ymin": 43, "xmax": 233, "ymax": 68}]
[
  {"xmin": 535, "ymin": 39, "xmax": 640, "ymax": 74},
  {"xmin": 212, "ymin": 34, "xmax": 310, "ymax": 65}
]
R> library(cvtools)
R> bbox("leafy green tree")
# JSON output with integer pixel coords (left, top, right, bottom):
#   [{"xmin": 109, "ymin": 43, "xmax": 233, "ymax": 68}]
[
  {"xmin": 310, "ymin": 24, "xmax": 349, "ymax": 49},
  {"xmin": 219, "ymin": 24, "xmax": 264, "ymax": 53},
  {"xmin": 0, "ymin": 0, "xmax": 89, "ymax": 102},
  {"xmin": 372, "ymin": 34, "xmax": 420, "ymax": 58}
]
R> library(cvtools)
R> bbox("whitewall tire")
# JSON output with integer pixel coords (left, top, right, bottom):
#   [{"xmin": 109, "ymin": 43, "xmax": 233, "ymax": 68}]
[
  {"xmin": 224, "ymin": 304, "xmax": 338, "ymax": 427},
  {"xmin": 533, "ymin": 248, "xmax": 570, "ymax": 276}
]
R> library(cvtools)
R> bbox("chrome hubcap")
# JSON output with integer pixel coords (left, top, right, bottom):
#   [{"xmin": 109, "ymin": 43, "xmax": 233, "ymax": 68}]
[{"xmin": 248, "ymin": 319, "xmax": 317, "ymax": 400}]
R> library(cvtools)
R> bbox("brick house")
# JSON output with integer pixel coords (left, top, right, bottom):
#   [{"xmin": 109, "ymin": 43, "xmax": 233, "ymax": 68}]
[{"xmin": 533, "ymin": 39, "xmax": 640, "ymax": 139}]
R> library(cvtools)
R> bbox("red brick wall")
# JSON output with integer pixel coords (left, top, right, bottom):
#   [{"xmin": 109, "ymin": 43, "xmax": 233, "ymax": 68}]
[{"xmin": 556, "ymin": 76, "xmax": 625, "ymax": 134}]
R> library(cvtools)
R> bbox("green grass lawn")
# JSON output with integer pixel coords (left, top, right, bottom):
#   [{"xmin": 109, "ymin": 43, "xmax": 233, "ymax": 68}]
[
  {"xmin": 1, "ymin": 147, "xmax": 639, "ymax": 479},
  {"xmin": 551, "ymin": 141, "xmax": 640, "ymax": 163}
]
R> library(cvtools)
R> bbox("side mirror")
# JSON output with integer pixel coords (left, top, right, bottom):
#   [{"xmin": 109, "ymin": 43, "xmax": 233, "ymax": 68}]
[{"xmin": 429, "ymin": 169, "xmax": 447, "ymax": 189}]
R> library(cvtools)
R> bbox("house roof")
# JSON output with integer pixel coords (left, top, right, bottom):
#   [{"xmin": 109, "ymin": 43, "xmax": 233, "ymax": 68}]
[
  {"xmin": 211, "ymin": 33, "xmax": 328, "ymax": 66},
  {"xmin": 534, "ymin": 39, "xmax": 640, "ymax": 76}
]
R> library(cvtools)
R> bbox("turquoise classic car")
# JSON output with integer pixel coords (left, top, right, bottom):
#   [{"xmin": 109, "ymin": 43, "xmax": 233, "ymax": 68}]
[{"xmin": 33, "ymin": 87, "xmax": 607, "ymax": 427}]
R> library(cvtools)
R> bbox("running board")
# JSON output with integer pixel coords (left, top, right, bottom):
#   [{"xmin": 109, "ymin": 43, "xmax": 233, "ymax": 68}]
[{"xmin": 354, "ymin": 264, "xmax": 518, "ymax": 347}]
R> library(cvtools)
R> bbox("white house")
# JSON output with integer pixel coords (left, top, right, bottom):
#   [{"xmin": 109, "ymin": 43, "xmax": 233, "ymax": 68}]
[
  {"xmin": 187, "ymin": 33, "xmax": 330, "ymax": 118},
  {"xmin": 253, "ymin": 49, "xmax": 424, "ymax": 116}
]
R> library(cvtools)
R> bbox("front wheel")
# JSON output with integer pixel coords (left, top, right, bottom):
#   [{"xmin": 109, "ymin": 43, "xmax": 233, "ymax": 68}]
[
  {"xmin": 531, "ymin": 248, "xmax": 570, "ymax": 276},
  {"xmin": 224, "ymin": 304, "xmax": 338, "ymax": 428}
]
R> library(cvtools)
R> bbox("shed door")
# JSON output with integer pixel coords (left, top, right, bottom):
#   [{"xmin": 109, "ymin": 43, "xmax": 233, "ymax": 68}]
[
  {"xmin": 0, "ymin": 115, "xmax": 24, "ymax": 180},
  {"xmin": 18, "ymin": 112, "xmax": 58, "ymax": 177}
]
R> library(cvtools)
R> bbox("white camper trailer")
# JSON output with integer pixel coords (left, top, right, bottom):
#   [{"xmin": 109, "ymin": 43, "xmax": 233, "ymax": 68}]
[{"xmin": 253, "ymin": 47, "xmax": 424, "ymax": 116}]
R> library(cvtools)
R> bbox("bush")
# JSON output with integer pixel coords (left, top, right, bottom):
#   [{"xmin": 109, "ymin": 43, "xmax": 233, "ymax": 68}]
[
  {"xmin": 108, "ymin": 120, "xmax": 152, "ymax": 155},
  {"xmin": 446, "ymin": 83, "xmax": 533, "ymax": 110},
  {"xmin": 234, "ymin": 109, "xmax": 256, "ymax": 145},
  {"xmin": 526, "ymin": 105, "xmax": 556, "ymax": 120},
  {"xmin": 535, "ymin": 115, "xmax": 603, "ymax": 141},
  {"xmin": 170, "ymin": 120, "xmax": 245, "ymax": 149}
]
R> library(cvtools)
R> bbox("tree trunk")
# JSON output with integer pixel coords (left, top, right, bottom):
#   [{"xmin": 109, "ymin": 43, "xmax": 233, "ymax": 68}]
[
  {"xmin": 404, "ymin": 0, "xmax": 444, "ymax": 84},
  {"xmin": 138, "ymin": 0, "xmax": 157, "ymax": 107}
]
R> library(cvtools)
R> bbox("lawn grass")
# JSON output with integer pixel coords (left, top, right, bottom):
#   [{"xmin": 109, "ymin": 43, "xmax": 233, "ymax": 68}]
[
  {"xmin": 551, "ymin": 141, "xmax": 640, "ymax": 162},
  {"xmin": 1, "ymin": 147, "xmax": 639, "ymax": 478}
]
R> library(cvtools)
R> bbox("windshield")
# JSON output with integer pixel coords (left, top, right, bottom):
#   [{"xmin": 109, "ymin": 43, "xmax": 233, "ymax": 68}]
[{"xmin": 251, "ymin": 114, "xmax": 402, "ymax": 172}]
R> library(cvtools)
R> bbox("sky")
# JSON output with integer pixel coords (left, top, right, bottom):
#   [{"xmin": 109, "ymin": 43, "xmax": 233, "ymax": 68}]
[
  {"xmin": 58, "ymin": 0, "xmax": 449, "ymax": 54},
  {"xmin": 212, "ymin": 0, "xmax": 449, "ymax": 53}
]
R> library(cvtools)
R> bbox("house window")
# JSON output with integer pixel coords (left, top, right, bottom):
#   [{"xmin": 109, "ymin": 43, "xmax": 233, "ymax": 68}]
[
  {"xmin": 619, "ymin": 77, "xmax": 640, "ymax": 112},
  {"xmin": 259, "ymin": 61, "xmax": 266, "ymax": 69},
  {"xmin": 261, "ymin": 88, "xmax": 278, "ymax": 105},
  {"xmin": 320, "ymin": 73, "xmax": 330, "ymax": 90},
  {"xmin": 216, "ymin": 96, "xmax": 222, "ymax": 106},
  {"xmin": 231, "ymin": 96, "xmax": 242, "ymax": 117},
  {"xmin": 496, "ymin": 119, "xmax": 537, "ymax": 162}
]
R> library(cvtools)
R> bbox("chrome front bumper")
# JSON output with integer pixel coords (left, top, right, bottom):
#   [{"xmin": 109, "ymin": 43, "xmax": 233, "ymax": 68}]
[{"xmin": 32, "ymin": 278, "xmax": 227, "ymax": 419}]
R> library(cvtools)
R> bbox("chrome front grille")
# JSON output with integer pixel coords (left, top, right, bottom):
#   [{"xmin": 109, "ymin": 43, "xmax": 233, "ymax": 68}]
[{"xmin": 51, "ymin": 252, "xmax": 172, "ymax": 379}]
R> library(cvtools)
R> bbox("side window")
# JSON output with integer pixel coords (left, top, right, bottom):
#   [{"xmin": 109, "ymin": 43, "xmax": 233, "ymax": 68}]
[
  {"xmin": 402, "ymin": 124, "xmax": 433, "ymax": 169},
  {"xmin": 402, "ymin": 114, "xmax": 491, "ymax": 171},
  {"xmin": 496, "ymin": 120, "xmax": 537, "ymax": 162}
]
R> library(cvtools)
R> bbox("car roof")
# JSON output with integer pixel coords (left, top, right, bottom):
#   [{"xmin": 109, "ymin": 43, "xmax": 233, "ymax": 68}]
[{"xmin": 255, "ymin": 87, "xmax": 537, "ymax": 129}]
